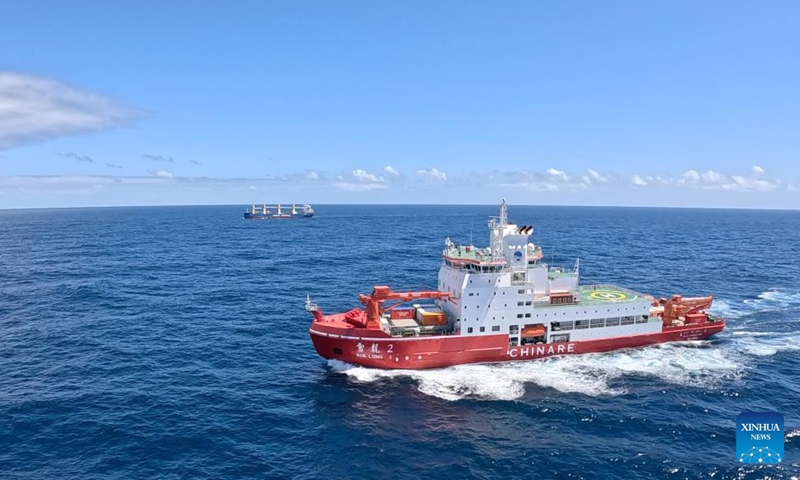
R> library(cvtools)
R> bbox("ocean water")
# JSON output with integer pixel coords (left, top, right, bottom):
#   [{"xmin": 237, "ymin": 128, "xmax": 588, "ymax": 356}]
[{"xmin": 1, "ymin": 204, "xmax": 799, "ymax": 479}]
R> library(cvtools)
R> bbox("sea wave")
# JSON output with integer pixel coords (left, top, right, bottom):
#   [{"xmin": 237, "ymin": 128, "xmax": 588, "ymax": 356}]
[
  {"xmin": 732, "ymin": 334, "xmax": 800, "ymax": 357},
  {"xmin": 715, "ymin": 289, "xmax": 800, "ymax": 319},
  {"xmin": 328, "ymin": 340, "xmax": 746, "ymax": 401}
]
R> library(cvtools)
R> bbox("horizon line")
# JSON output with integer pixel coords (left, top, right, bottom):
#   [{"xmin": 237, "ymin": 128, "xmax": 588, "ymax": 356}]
[{"xmin": 2, "ymin": 202, "xmax": 799, "ymax": 213}]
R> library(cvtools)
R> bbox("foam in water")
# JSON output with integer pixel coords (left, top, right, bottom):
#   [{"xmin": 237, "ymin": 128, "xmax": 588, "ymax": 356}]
[
  {"xmin": 741, "ymin": 289, "xmax": 800, "ymax": 312},
  {"xmin": 710, "ymin": 299, "xmax": 741, "ymax": 319},
  {"xmin": 714, "ymin": 289, "xmax": 800, "ymax": 319},
  {"xmin": 328, "ymin": 289, "xmax": 800, "ymax": 401},
  {"xmin": 328, "ymin": 342, "xmax": 743, "ymax": 401},
  {"xmin": 733, "ymin": 334, "xmax": 800, "ymax": 357}
]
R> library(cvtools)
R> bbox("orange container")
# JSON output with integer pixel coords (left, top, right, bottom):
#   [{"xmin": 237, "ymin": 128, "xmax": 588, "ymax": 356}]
[
  {"xmin": 685, "ymin": 313, "xmax": 707, "ymax": 324},
  {"xmin": 390, "ymin": 308, "xmax": 416, "ymax": 320},
  {"xmin": 419, "ymin": 312, "xmax": 447, "ymax": 325}
]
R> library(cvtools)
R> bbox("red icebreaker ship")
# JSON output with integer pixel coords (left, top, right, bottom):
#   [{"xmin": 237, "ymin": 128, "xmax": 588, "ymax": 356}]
[{"xmin": 306, "ymin": 199, "xmax": 725, "ymax": 370}]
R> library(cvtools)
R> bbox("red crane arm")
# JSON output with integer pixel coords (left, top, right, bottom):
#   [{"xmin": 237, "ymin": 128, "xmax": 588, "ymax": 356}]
[{"xmin": 357, "ymin": 285, "xmax": 452, "ymax": 328}]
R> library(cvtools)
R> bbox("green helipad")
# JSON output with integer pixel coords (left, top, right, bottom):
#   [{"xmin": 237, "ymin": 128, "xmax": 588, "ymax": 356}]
[{"xmin": 578, "ymin": 286, "xmax": 641, "ymax": 305}]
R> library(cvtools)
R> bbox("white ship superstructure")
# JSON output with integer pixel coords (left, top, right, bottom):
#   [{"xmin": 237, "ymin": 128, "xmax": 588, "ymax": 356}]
[{"xmin": 437, "ymin": 199, "xmax": 656, "ymax": 348}]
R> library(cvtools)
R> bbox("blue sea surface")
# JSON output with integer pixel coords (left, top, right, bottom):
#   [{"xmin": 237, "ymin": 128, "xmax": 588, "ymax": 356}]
[{"xmin": 1, "ymin": 204, "xmax": 799, "ymax": 479}]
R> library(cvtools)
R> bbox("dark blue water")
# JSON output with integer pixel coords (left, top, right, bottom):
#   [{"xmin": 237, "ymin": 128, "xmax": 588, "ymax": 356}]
[{"xmin": 1, "ymin": 205, "xmax": 798, "ymax": 479}]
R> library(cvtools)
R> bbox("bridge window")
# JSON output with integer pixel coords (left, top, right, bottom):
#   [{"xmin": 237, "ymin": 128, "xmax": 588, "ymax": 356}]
[
  {"xmin": 575, "ymin": 320, "xmax": 589, "ymax": 329},
  {"xmin": 635, "ymin": 315, "xmax": 648, "ymax": 324},
  {"xmin": 553, "ymin": 321, "xmax": 574, "ymax": 331},
  {"xmin": 606, "ymin": 317, "xmax": 620, "ymax": 327},
  {"xmin": 620, "ymin": 316, "xmax": 635, "ymax": 326},
  {"xmin": 590, "ymin": 319, "xmax": 605, "ymax": 328}
]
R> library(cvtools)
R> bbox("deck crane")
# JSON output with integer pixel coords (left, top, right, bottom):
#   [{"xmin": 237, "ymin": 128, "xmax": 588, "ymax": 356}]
[{"xmin": 358, "ymin": 286, "xmax": 452, "ymax": 329}]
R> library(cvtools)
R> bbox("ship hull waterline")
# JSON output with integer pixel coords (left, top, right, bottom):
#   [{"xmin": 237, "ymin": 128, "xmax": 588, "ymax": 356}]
[
  {"xmin": 310, "ymin": 321, "xmax": 725, "ymax": 370},
  {"xmin": 243, "ymin": 213, "xmax": 313, "ymax": 220}
]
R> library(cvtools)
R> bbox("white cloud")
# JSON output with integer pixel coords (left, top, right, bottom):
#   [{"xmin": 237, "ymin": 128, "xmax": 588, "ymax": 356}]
[
  {"xmin": 329, "ymin": 168, "xmax": 390, "ymax": 192},
  {"xmin": 416, "ymin": 167, "xmax": 447, "ymax": 182},
  {"xmin": 723, "ymin": 176, "xmax": 778, "ymax": 192},
  {"xmin": 546, "ymin": 168, "xmax": 569, "ymax": 181},
  {"xmin": 682, "ymin": 170, "xmax": 701, "ymax": 183},
  {"xmin": 152, "ymin": 170, "xmax": 174, "ymax": 179},
  {"xmin": 668, "ymin": 167, "xmax": 780, "ymax": 192},
  {"xmin": 1, "ymin": 164, "xmax": 788, "ymax": 205},
  {"xmin": 0, "ymin": 71, "xmax": 140, "ymax": 150},
  {"xmin": 332, "ymin": 182, "xmax": 389, "ymax": 192},
  {"xmin": 632, "ymin": 175, "xmax": 648, "ymax": 186},
  {"xmin": 352, "ymin": 169, "xmax": 384, "ymax": 183},
  {"xmin": 587, "ymin": 169, "xmax": 609, "ymax": 183},
  {"xmin": 701, "ymin": 170, "xmax": 725, "ymax": 184},
  {"xmin": 384, "ymin": 165, "xmax": 401, "ymax": 176}
]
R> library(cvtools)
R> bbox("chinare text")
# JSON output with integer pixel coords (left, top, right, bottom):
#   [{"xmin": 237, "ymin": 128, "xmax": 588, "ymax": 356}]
[{"xmin": 508, "ymin": 343, "xmax": 576, "ymax": 358}]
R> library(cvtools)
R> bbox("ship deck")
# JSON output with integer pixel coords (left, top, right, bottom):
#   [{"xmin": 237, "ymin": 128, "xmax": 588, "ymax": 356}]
[{"xmin": 444, "ymin": 249, "xmax": 501, "ymax": 263}]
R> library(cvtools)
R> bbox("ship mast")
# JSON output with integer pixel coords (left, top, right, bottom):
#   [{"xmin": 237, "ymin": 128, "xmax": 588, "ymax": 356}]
[{"xmin": 489, "ymin": 198, "xmax": 508, "ymax": 257}]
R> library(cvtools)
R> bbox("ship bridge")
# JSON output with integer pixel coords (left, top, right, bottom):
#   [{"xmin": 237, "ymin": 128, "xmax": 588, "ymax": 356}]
[
  {"xmin": 437, "ymin": 199, "xmax": 585, "ymax": 337},
  {"xmin": 442, "ymin": 199, "xmax": 544, "ymax": 273}
]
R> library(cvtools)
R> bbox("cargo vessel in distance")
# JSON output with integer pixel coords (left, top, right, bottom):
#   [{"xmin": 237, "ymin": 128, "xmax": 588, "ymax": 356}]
[
  {"xmin": 244, "ymin": 203, "xmax": 314, "ymax": 220},
  {"xmin": 306, "ymin": 199, "xmax": 725, "ymax": 370}
]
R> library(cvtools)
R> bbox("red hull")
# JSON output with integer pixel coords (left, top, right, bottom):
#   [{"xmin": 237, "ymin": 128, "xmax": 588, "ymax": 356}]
[{"xmin": 310, "ymin": 321, "xmax": 726, "ymax": 370}]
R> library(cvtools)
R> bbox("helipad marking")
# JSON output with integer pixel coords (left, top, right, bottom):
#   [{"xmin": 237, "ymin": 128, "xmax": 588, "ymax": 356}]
[{"xmin": 588, "ymin": 290, "xmax": 628, "ymax": 301}]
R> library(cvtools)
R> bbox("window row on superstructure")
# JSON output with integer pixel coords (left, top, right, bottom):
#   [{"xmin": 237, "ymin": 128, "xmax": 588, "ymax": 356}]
[
  {"xmin": 462, "ymin": 314, "xmax": 650, "ymax": 335},
  {"xmin": 553, "ymin": 315, "xmax": 650, "ymax": 330},
  {"xmin": 442, "ymin": 259, "xmax": 505, "ymax": 272}
]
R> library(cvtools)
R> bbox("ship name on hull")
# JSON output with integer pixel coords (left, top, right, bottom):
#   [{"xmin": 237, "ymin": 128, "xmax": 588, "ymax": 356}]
[{"xmin": 508, "ymin": 343, "xmax": 575, "ymax": 358}]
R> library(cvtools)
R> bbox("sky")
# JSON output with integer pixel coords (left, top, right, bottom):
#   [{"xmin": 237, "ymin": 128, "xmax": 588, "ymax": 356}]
[{"xmin": 1, "ymin": 1, "xmax": 799, "ymax": 209}]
